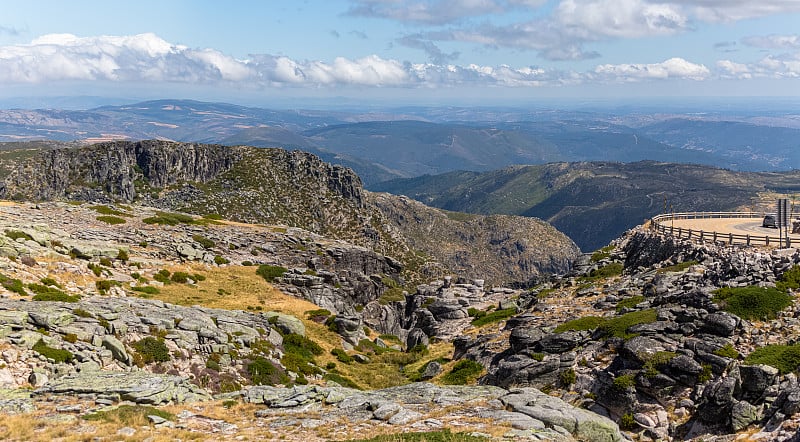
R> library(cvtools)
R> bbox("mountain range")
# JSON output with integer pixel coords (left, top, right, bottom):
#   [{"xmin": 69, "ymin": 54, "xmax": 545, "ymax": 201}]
[{"xmin": 2, "ymin": 99, "xmax": 800, "ymax": 187}]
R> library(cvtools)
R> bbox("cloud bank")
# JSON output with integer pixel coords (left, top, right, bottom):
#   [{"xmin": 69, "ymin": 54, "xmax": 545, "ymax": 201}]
[{"xmin": 0, "ymin": 33, "xmax": 796, "ymax": 90}]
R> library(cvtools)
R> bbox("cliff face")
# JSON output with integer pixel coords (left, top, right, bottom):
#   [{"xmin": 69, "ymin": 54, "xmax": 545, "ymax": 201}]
[
  {"xmin": 0, "ymin": 140, "xmax": 244, "ymax": 201},
  {"xmin": 0, "ymin": 141, "xmax": 574, "ymax": 285}
]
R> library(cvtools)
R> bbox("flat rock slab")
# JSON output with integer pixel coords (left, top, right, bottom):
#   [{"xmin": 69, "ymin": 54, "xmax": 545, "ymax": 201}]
[{"xmin": 38, "ymin": 371, "xmax": 211, "ymax": 405}]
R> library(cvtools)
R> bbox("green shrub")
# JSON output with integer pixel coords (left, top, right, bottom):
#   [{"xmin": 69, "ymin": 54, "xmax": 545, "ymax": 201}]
[
  {"xmin": 132, "ymin": 337, "xmax": 170, "ymax": 364},
  {"xmin": 616, "ymin": 296, "xmax": 645, "ymax": 312},
  {"xmin": 29, "ymin": 284, "xmax": 79, "ymax": 302},
  {"xmin": 282, "ymin": 353, "xmax": 322, "ymax": 377},
  {"xmin": 96, "ymin": 215, "xmax": 126, "ymax": 225},
  {"xmin": 0, "ymin": 274, "xmax": 27, "ymax": 295},
  {"xmin": 612, "ymin": 373, "xmax": 636, "ymax": 390},
  {"xmin": 559, "ymin": 368, "xmax": 576, "ymax": 386},
  {"xmin": 530, "ymin": 352, "xmax": 545, "ymax": 362},
  {"xmin": 553, "ymin": 316, "xmax": 605, "ymax": 333},
  {"xmin": 657, "ymin": 260, "xmax": 699, "ymax": 274},
  {"xmin": 131, "ymin": 285, "xmax": 160, "ymax": 295},
  {"xmin": 714, "ymin": 343, "xmax": 740, "ymax": 359},
  {"xmin": 87, "ymin": 263, "xmax": 103, "ymax": 277},
  {"xmin": 777, "ymin": 265, "xmax": 800, "ymax": 292},
  {"xmin": 378, "ymin": 288, "xmax": 405, "ymax": 305},
  {"xmin": 620, "ymin": 413, "xmax": 636, "ymax": 430},
  {"xmin": 257, "ymin": 264, "xmax": 288, "ymax": 282},
  {"xmin": 64, "ymin": 333, "xmax": 78, "ymax": 344},
  {"xmin": 4, "ymin": 230, "xmax": 32, "ymax": 241},
  {"xmin": 95, "ymin": 279, "xmax": 120, "ymax": 295},
  {"xmin": 192, "ymin": 234, "xmax": 215, "ymax": 249},
  {"xmin": 39, "ymin": 277, "xmax": 62, "ymax": 288},
  {"xmin": 590, "ymin": 245, "xmax": 615, "ymax": 262},
  {"xmin": 378, "ymin": 334, "xmax": 402, "ymax": 344},
  {"xmin": 744, "ymin": 344, "xmax": 800, "ymax": 374},
  {"xmin": 170, "ymin": 271, "xmax": 191, "ymax": 283},
  {"xmin": 470, "ymin": 308, "xmax": 516, "ymax": 327},
  {"xmin": 713, "ymin": 286, "xmax": 792, "ymax": 320},
  {"xmin": 116, "ymin": 249, "xmax": 129, "ymax": 262},
  {"xmin": 153, "ymin": 269, "xmax": 171, "ymax": 284},
  {"xmin": 99, "ymin": 257, "xmax": 112, "ymax": 267},
  {"xmin": 441, "ymin": 359, "xmax": 484, "ymax": 385},
  {"xmin": 142, "ymin": 211, "xmax": 195, "ymax": 226},
  {"xmin": 331, "ymin": 348, "xmax": 353, "ymax": 364},
  {"xmin": 588, "ymin": 262, "xmax": 624, "ymax": 279},
  {"xmin": 214, "ymin": 255, "xmax": 230, "ymax": 265},
  {"xmin": 643, "ymin": 351, "xmax": 677, "ymax": 378},
  {"xmin": 283, "ymin": 333, "xmax": 324, "ymax": 359},
  {"xmin": 32, "ymin": 339, "xmax": 73, "ymax": 363},
  {"xmin": 305, "ymin": 309, "xmax": 332, "ymax": 320},
  {"xmin": 193, "ymin": 273, "xmax": 206, "ymax": 282},
  {"xmin": 598, "ymin": 309, "xmax": 657, "ymax": 340}
]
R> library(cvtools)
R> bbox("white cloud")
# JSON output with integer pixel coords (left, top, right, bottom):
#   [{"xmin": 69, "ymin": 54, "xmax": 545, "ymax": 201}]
[
  {"xmin": 557, "ymin": 0, "xmax": 688, "ymax": 39},
  {"xmin": 742, "ymin": 34, "xmax": 800, "ymax": 49},
  {"xmin": 346, "ymin": 0, "xmax": 508, "ymax": 25},
  {"xmin": 678, "ymin": 0, "xmax": 800, "ymax": 22},
  {"xmin": 592, "ymin": 57, "xmax": 710, "ymax": 81}
]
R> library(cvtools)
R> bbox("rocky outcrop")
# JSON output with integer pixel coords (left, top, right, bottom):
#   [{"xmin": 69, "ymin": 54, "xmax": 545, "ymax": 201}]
[{"xmin": 40, "ymin": 371, "xmax": 211, "ymax": 405}]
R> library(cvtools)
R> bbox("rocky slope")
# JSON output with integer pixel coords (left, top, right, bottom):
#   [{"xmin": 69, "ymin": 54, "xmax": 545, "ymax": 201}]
[
  {"xmin": 0, "ymin": 140, "xmax": 578, "ymax": 286},
  {"xmin": 451, "ymin": 225, "xmax": 800, "ymax": 441},
  {"xmin": 0, "ymin": 200, "xmax": 618, "ymax": 441}
]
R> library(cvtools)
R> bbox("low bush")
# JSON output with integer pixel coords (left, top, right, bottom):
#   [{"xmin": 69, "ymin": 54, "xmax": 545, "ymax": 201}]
[
  {"xmin": 657, "ymin": 260, "xmax": 699, "ymax": 274},
  {"xmin": 39, "ymin": 277, "xmax": 62, "ymax": 288},
  {"xmin": 348, "ymin": 429, "xmax": 487, "ymax": 442},
  {"xmin": 323, "ymin": 373, "xmax": 361, "ymax": 389},
  {"xmin": 132, "ymin": 337, "xmax": 170, "ymax": 365},
  {"xmin": 256, "ymin": 264, "xmax": 288, "ymax": 282},
  {"xmin": 643, "ymin": 351, "xmax": 677, "ymax": 378},
  {"xmin": 588, "ymin": 262, "xmax": 624, "ymax": 279},
  {"xmin": 714, "ymin": 343, "xmax": 740, "ymax": 359},
  {"xmin": 598, "ymin": 309, "xmax": 657, "ymax": 339},
  {"xmin": 777, "ymin": 265, "xmax": 800, "ymax": 292},
  {"xmin": 29, "ymin": 284, "xmax": 80, "ymax": 302},
  {"xmin": 590, "ymin": 245, "xmax": 615, "ymax": 262},
  {"xmin": 331, "ymin": 348, "xmax": 353, "ymax": 364},
  {"xmin": 32, "ymin": 339, "xmax": 74, "ymax": 363},
  {"xmin": 96, "ymin": 215, "xmax": 126, "ymax": 225},
  {"xmin": 0, "ymin": 274, "xmax": 26, "ymax": 295},
  {"xmin": 612, "ymin": 373, "xmax": 636, "ymax": 390},
  {"xmin": 170, "ymin": 271, "xmax": 191, "ymax": 283},
  {"xmin": 559, "ymin": 368, "xmax": 576, "ymax": 386},
  {"xmin": 713, "ymin": 286, "xmax": 792, "ymax": 321},
  {"xmin": 131, "ymin": 285, "xmax": 160, "ymax": 295},
  {"xmin": 378, "ymin": 288, "xmax": 405, "ymax": 305},
  {"xmin": 553, "ymin": 316, "xmax": 605, "ymax": 333},
  {"xmin": 616, "ymin": 295, "xmax": 645, "ymax": 311},
  {"xmin": 142, "ymin": 211, "xmax": 195, "ymax": 226},
  {"xmin": 95, "ymin": 279, "xmax": 120, "ymax": 295},
  {"xmin": 744, "ymin": 344, "xmax": 800, "ymax": 374},
  {"xmin": 470, "ymin": 308, "xmax": 516, "ymax": 327},
  {"xmin": 441, "ymin": 359, "xmax": 484, "ymax": 385},
  {"xmin": 214, "ymin": 255, "xmax": 229, "ymax": 265},
  {"xmin": 192, "ymin": 234, "xmax": 215, "ymax": 249},
  {"xmin": 153, "ymin": 269, "xmax": 171, "ymax": 284},
  {"xmin": 247, "ymin": 356, "xmax": 289, "ymax": 385}
]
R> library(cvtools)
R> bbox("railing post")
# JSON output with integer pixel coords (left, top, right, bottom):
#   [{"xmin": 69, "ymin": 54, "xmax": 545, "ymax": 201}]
[
  {"xmin": 713, "ymin": 231, "xmax": 717, "ymax": 242},
  {"xmin": 747, "ymin": 234, "xmax": 750, "ymax": 245},
  {"xmin": 729, "ymin": 233, "xmax": 733, "ymax": 245}
]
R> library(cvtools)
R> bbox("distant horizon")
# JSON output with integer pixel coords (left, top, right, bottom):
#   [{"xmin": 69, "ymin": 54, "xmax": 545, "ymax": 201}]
[{"xmin": 2, "ymin": 94, "xmax": 800, "ymax": 114}]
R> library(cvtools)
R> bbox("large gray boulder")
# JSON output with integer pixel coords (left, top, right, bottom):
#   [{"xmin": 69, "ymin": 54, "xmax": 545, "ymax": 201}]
[
  {"xmin": 39, "ymin": 371, "xmax": 211, "ymax": 405},
  {"xmin": 501, "ymin": 388, "xmax": 624, "ymax": 442}
]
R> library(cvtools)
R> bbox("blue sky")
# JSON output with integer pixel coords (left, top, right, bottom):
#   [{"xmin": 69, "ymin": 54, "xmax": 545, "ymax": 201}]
[{"xmin": 2, "ymin": 0, "xmax": 800, "ymax": 106}]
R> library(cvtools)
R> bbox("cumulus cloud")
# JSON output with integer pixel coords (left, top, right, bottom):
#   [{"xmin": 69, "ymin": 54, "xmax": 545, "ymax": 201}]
[
  {"xmin": 741, "ymin": 34, "xmax": 800, "ymax": 49},
  {"xmin": 5, "ymin": 32, "xmax": 800, "ymax": 90},
  {"xmin": 592, "ymin": 57, "xmax": 711, "ymax": 81},
  {"xmin": 676, "ymin": 0, "xmax": 800, "ymax": 22}
]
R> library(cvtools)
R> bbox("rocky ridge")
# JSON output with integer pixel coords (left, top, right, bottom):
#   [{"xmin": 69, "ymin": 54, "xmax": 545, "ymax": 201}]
[{"xmin": 0, "ymin": 140, "xmax": 579, "ymax": 286}]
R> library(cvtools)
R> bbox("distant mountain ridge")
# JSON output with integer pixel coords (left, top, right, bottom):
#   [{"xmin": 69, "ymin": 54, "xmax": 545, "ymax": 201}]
[
  {"xmin": 1, "ymin": 99, "xmax": 800, "ymax": 187},
  {"xmin": 372, "ymin": 161, "xmax": 800, "ymax": 251}
]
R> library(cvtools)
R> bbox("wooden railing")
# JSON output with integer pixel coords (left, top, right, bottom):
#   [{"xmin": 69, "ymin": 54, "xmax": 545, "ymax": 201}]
[{"xmin": 650, "ymin": 212, "xmax": 796, "ymax": 247}]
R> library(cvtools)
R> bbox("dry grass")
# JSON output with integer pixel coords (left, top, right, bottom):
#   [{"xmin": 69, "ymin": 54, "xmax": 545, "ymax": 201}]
[{"xmin": 151, "ymin": 264, "xmax": 320, "ymax": 316}]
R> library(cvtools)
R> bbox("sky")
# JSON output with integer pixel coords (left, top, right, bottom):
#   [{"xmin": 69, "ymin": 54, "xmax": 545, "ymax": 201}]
[{"xmin": 2, "ymin": 0, "xmax": 800, "ymax": 106}]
